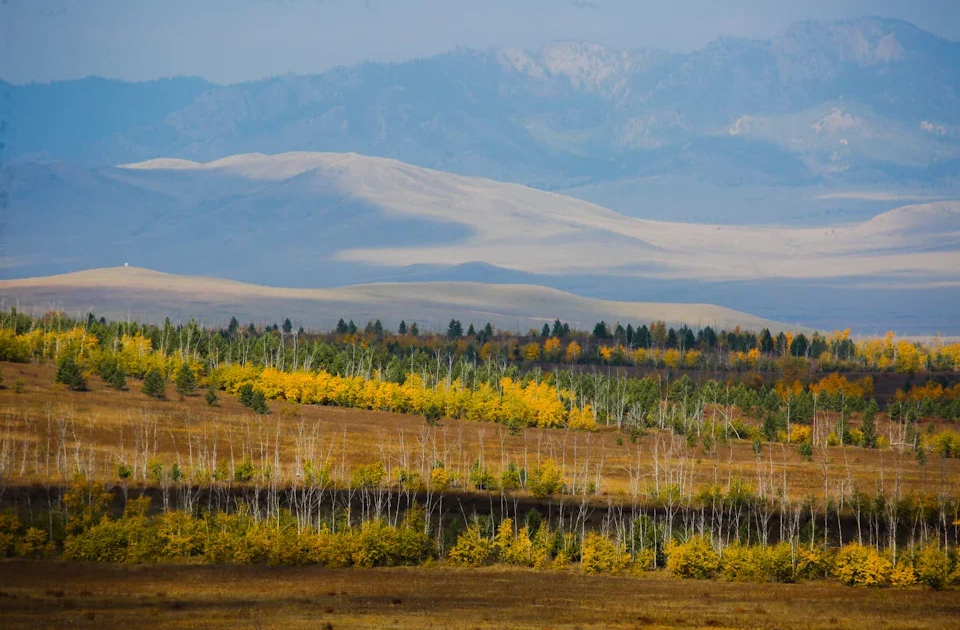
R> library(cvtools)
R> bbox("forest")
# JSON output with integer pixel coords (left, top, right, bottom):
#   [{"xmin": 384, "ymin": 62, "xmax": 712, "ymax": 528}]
[{"xmin": 0, "ymin": 308, "xmax": 959, "ymax": 597}]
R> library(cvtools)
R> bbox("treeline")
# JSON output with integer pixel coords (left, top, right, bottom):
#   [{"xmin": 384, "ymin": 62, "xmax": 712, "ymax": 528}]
[
  {"xmin": 2, "ymin": 309, "xmax": 959, "ymax": 376},
  {"xmin": 1, "ymin": 477, "xmax": 958, "ymax": 589},
  {"xmin": 3, "ymin": 311, "xmax": 960, "ymax": 443}
]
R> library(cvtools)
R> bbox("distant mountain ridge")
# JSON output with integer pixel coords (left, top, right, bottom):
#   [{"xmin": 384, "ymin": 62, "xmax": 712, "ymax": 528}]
[
  {"xmin": 0, "ymin": 266, "xmax": 798, "ymax": 333},
  {"xmin": 2, "ymin": 17, "xmax": 958, "ymax": 190}
]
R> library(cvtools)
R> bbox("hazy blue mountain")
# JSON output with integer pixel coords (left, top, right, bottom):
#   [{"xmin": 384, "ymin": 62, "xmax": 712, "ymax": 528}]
[{"xmin": 2, "ymin": 17, "xmax": 958, "ymax": 192}]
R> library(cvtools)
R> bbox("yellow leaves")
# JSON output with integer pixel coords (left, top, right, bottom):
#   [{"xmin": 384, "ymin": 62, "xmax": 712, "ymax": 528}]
[
  {"xmin": 543, "ymin": 337, "xmax": 561, "ymax": 359},
  {"xmin": 522, "ymin": 342, "xmax": 541, "ymax": 362},
  {"xmin": 683, "ymin": 350, "xmax": 702, "ymax": 368},
  {"xmin": 430, "ymin": 466, "xmax": 451, "ymax": 490},
  {"xmin": 479, "ymin": 341, "xmax": 498, "ymax": 361},
  {"xmin": 663, "ymin": 348, "xmax": 681, "ymax": 368},
  {"xmin": 833, "ymin": 544, "xmax": 893, "ymax": 586},
  {"xmin": 894, "ymin": 340, "xmax": 924, "ymax": 374},
  {"xmin": 775, "ymin": 379, "xmax": 803, "ymax": 402},
  {"xmin": 810, "ymin": 373, "xmax": 874, "ymax": 398},
  {"xmin": 564, "ymin": 341, "xmax": 582, "ymax": 362},
  {"xmin": 567, "ymin": 405, "xmax": 598, "ymax": 431},
  {"xmin": 598, "ymin": 345, "xmax": 613, "ymax": 361}
]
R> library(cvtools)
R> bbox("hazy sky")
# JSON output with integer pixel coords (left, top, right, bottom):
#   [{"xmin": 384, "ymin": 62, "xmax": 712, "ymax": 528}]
[{"xmin": 2, "ymin": 0, "xmax": 959, "ymax": 84}]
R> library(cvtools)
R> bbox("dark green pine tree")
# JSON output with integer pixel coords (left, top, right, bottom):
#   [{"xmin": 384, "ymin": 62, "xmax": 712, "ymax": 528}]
[
  {"xmin": 541, "ymin": 324, "xmax": 550, "ymax": 338},
  {"xmin": 398, "ymin": 320, "xmax": 408, "ymax": 335},
  {"xmin": 447, "ymin": 319, "xmax": 463, "ymax": 339},
  {"xmin": 175, "ymin": 363, "xmax": 197, "ymax": 396},
  {"xmin": 56, "ymin": 355, "xmax": 87, "ymax": 391},
  {"xmin": 142, "ymin": 368, "xmax": 166, "ymax": 399}
]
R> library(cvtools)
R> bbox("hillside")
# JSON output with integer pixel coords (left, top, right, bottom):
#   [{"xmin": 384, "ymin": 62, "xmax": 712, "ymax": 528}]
[
  {"xmin": 4, "ymin": 150, "xmax": 958, "ymax": 332},
  {"xmin": 0, "ymin": 266, "xmax": 795, "ymax": 332}
]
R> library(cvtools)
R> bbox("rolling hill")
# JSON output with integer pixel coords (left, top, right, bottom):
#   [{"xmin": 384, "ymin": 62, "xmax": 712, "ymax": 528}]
[
  {"xmin": 0, "ymin": 266, "xmax": 795, "ymax": 333},
  {"xmin": 3, "ymin": 150, "xmax": 958, "ymax": 333}
]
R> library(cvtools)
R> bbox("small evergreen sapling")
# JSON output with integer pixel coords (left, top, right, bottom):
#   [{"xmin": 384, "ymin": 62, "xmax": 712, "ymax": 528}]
[
  {"xmin": 175, "ymin": 363, "xmax": 197, "ymax": 396},
  {"xmin": 142, "ymin": 368, "xmax": 166, "ymax": 399},
  {"xmin": 56, "ymin": 355, "xmax": 87, "ymax": 391}
]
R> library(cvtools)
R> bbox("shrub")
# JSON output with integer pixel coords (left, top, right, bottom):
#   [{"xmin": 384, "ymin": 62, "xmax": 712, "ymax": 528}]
[
  {"xmin": 13, "ymin": 378, "xmax": 25, "ymax": 394},
  {"xmin": 721, "ymin": 545, "xmax": 765, "ymax": 582},
  {"xmin": 448, "ymin": 523, "xmax": 493, "ymax": 567},
  {"xmin": 0, "ymin": 510, "xmax": 22, "ymax": 556},
  {"xmin": 667, "ymin": 536, "xmax": 721, "ymax": 580},
  {"xmin": 581, "ymin": 531, "xmax": 627, "ymax": 574},
  {"xmin": 528, "ymin": 459, "xmax": 564, "ymax": 498},
  {"xmin": 914, "ymin": 544, "xmax": 951, "ymax": 590},
  {"xmin": 833, "ymin": 543, "xmax": 892, "ymax": 586},
  {"xmin": 890, "ymin": 562, "xmax": 918, "ymax": 587},
  {"xmin": 234, "ymin": 460, "xmax": 256, "ymax": 483},
  {"xmin": 56, "ymin": 355, "xmax": 87, "ymax": 391},
  {"xmin": 142, "ymin": 368, "xmax": 166, "ymax": 399},
  {"xmin": 794, "ymin": 546, "xmax": 828, "ymax": 580},
  {"xmin": 15, "ymin": 527, "xmax": 54, "ymax": 559},
  {"xmin": 205, "ymin": 387, "xmax": 219, "ymax": 406}
]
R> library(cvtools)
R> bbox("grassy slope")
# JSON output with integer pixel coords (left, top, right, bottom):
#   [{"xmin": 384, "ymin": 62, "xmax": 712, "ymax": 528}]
[
  {"xmin": 1, "ymin": 361, "xmax": 955, "ymax": 501},
  {"xmin": 1, "ymin": 560, "xmax": 958, "ymax": 630}
]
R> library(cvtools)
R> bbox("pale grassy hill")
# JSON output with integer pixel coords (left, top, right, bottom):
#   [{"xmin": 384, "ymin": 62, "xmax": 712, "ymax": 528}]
[{"xmin": 0, "ymin": 267, "xmax": 798, "ymax": 333}]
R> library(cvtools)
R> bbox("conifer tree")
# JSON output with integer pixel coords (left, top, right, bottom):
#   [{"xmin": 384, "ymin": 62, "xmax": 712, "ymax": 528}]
[
  {"xmin": 175, "ymin": 363, "xmax": 197, "ymax": 396},
  {"xmin": 56, "ymin": 355, "xmax": 87, "ymax": 391},
  {"xmin": 142, "ymin": 368, "xmax": 166, "ymax": 399}
]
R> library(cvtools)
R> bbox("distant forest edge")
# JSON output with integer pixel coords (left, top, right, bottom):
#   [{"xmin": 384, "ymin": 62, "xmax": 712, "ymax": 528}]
[{"xmin": 2, "ymin": 308, "xmax": 960, "ymax": 433}]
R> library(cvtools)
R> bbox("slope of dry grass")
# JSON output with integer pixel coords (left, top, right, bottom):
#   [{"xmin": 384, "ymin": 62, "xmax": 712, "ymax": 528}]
[
  {"xmin": 1, "ymin": 361, "xmax": 955, "ymax": 502},
  {"xmin": 0, "ymin": 560, "xmax": 957, "ymax": 630}
]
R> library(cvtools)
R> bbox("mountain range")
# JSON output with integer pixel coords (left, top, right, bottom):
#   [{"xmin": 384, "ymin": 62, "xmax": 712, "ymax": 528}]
[
  {"xmin": 3, "ymin": 17, "xmax": 959, "ymax": 207},
  {"xmin": 1, "ymin": 16, "xmax": 959, "ymax": 334}
]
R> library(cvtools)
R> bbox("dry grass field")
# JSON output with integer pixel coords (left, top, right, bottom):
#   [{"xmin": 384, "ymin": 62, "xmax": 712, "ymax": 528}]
[
  {"xmin": 0, "ymin": 560, "xmax": 958, "ymax": 630},
  {"xmin": 1, "ymin": 360, "xmax": 957, "ymax": 502}
]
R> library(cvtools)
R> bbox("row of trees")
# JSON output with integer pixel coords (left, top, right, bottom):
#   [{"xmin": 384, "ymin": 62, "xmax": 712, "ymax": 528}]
[
  {"xmin": 1, "ymin": 477, "xmax": 957, "ymax": 589},
  {"xmin": 4, "ymin": 309, "xmax": 959, "ymax": 376}
]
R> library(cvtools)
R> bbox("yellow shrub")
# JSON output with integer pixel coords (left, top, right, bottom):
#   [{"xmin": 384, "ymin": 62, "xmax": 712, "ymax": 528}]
[
  {"xmin": 448, "ymin": 524, "xmax": 492, "ymax": 567},
  {"xmin": 567, "ymin": 405, "xmax": 598, "ymax": 431},
  {"xmin": 913, "ymin": 544, "xmax": 951, "ymax": 590},
  {"xmin": 581, "ymin": 531, "xmax": 627, "ymax": 574},
  {"xmin": 790, "ymin": 425, "xmax": 812, "ymax": 444},
  {"xmin": 890, "ymin": 563, "xmax": 917, "ymax": 587},
  {"xmin": 833, "ymin": 544, "xmax": 892, "ymax": 586},
  {"xmin": 666, "ymin": 536, "xmax": 721, "ymax": 579},
  {"xmin": 794, "ymin": 546, "xmax": 828, "ymax": 580}
]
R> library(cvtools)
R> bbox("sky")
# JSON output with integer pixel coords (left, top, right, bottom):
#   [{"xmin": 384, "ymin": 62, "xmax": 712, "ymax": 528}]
[{"xmin": 2, "ymin": 0, "xmax": 959, "ymax": 84}]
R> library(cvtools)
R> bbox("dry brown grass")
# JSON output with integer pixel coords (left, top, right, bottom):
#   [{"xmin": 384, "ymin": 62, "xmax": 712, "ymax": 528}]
[
  {"xmin": 1, "ymin": 361, "xmax": 957, "ymax": 502},
  {"xmin": 0, "ymin": 559, "xmax": 957, "ymax": 630}
]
